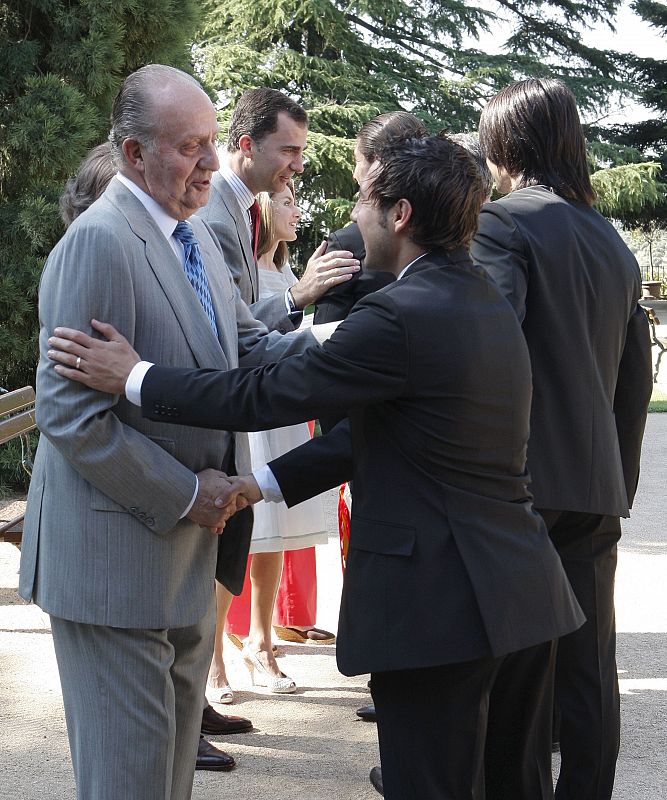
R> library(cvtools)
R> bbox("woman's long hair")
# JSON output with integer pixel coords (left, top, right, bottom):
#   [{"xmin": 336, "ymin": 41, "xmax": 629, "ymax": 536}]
[{"xmin": 255, "ymin": 181, "xmax": 295, "ymax": 268}]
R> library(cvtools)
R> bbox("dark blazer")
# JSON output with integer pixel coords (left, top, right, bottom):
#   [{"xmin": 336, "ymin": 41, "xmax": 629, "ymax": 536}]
[
  {"xmin": 313, "ymin": 222, "xmax": 395, "ymax": 324},
  {"xmin": 140, "ymin": 249, "xmax": 583, "ymax": 676},
  {"xmin": 471, "ymin": 186, "xmax": 652, "ymax": 516}
]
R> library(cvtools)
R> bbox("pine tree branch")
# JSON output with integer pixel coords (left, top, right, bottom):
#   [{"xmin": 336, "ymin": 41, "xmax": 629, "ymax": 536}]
[{"xmin": 344, "ymin": 12, "xmax": 464, "ymax": 75}]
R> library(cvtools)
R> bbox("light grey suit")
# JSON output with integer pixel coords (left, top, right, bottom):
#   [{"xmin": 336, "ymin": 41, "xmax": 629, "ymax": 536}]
[
  {"xmin": 19, "ymin": 177, "xmax": 314, "ymax": 799},
  {"xmin": 196, "ymin": 171, "xmax": 299, "ymax": 332}
]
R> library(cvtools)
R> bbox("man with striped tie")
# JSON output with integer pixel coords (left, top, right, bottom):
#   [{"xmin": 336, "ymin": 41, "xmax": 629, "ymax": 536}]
[{"xmin": 20, "ymin": 64, "xmax": 319, "ymax": 800}]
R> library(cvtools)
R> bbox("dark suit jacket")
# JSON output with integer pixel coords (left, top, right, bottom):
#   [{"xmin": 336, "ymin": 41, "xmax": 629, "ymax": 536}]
[
  {"xmin": 470, "ymin": 186, "xmax": 652, "ymax": 516},
  {"xmin": 313, "ymin": 222, "xmax": 395, "ymax": 324},
  {"xmin": 140, "ymin": 249, "xmax": 583, "ymax": 675}
]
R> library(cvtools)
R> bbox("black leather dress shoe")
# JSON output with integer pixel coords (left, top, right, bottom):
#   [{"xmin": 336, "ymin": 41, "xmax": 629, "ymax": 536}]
[
  {"xmin": 370, "ymin": 766, "xmax": 384, "ymax": 795},
  {"xmin": 356, "ymin": 704, "xmax": 377, "ymax": 722},
  {"xmin": 201, "ymin": 703, "xmax": 253, "ymax": 735},
  {"xmin": 196, "ymin": 736, "xmax": 235, "ymax": 771}
]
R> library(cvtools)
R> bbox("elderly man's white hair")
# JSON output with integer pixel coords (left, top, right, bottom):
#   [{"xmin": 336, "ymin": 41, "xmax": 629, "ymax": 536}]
[{"xmin": 108, "ymin": 64, "xmax": 206, "ymax": 168}]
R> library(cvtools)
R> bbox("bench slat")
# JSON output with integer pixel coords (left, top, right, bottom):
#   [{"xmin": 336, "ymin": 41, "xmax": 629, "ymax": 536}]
[
  {"xmin": 0, "ymin": 386, "xmax": 35, "ymax": 416},
  {"xmin": 0, "ymin": 386, "xmax": 35, "ymax": 547},
  {"xmin": 0, "ymin": 513, "xmax": 24, "ymax": 544},
  {"xmin": 0, "ymin": 409, "xmax": 37, "ymax": 445}
]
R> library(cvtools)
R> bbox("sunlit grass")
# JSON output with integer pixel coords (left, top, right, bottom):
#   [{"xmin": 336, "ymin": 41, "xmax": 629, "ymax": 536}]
[{"xmin": 649, "ymin": 386, "xmax": 667, "ymax": 412}]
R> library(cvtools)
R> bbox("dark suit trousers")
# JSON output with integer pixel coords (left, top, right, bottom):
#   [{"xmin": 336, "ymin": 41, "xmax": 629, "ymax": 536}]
[
  {"xmin": 371, "ymin": 657, "xmax": 500, "ymax": 800},
  {"xmin": 370, "ymin": 642, "xmax": 555, "ymax": 800},
  {"xmin": 540, "ymin": 510, "xmax": 622, "ymax": 800},
  {"xmin": 485, "ymin": 640, "xmax": 557, "ymax": 800}
]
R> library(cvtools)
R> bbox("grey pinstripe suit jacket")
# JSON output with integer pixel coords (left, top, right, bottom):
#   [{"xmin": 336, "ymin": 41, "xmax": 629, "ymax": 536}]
[
  {"xmin": 19, "ymin": 177, "xmax": 314, "ymax": 628},
  {"xmin": 195, "ymin": 172, "xmax": 298, "ymax": 333}
]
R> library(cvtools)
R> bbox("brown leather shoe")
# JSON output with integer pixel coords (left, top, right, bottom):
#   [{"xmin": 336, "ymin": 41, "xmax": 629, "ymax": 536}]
[
  {"xmin": 273, "ymin": 625, "xmax": 336, "ymax": 644},
  {"xmin": 195, "ymin": 736, "xmax": 235, "ymax": 771},
  {"xmin": 201, "ymin": 703, "xmax": 253, "ymax": 735}
]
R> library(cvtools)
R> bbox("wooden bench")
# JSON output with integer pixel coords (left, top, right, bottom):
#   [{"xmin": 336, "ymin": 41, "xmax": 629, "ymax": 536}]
[{"xmin": 0, "ymin": 386, "xmax": 36, "ymax": 545}]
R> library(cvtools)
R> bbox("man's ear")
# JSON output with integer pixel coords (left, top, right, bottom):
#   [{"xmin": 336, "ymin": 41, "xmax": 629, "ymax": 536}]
[
  {"xmin": 238, "ymin": 134, "xmax": 254, "ymax": 160},
  {"xmin": 393, "ymin": 199, "xmax": 413, "ymax": 234},
  {"xmin": 122, "ymin": 139, "xmax": 144, "ymax": 173}
]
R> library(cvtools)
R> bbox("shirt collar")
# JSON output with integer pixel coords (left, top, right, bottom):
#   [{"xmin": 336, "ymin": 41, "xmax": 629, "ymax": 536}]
[
  {"xmin": 115, "ymin": 173, "xmax": 179, "ymax": 241},
  {"xmin": 397, "ymin": 252, "xmax": 429, "ymax": 280},
  {"xmin": 219, "ymin": 162, "xmax": 256, "ymax": 212}
]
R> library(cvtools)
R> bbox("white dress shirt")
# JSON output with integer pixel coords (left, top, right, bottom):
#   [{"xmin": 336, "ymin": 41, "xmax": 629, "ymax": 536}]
[{"xmin": 218, "ymin": 163, "xmax": 255, "ymax": 244}]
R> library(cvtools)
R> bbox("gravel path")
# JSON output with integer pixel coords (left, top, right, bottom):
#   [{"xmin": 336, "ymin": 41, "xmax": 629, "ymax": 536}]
[{"xmin": 1, "ymin": 416, "xmax": 665, "ymax": 799}]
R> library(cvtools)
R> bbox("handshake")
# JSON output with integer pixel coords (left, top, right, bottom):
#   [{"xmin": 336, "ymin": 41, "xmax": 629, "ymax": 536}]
[{"xmin": 188, "ymin": 468, "xmax": 264, "ymax": 534}]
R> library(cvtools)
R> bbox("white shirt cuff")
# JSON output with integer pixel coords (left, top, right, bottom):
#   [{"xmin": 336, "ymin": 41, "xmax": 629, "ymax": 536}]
[
  {"xmin": 180, "ymin": 476, "xmax": 198, "ymax": 519},
  {"xmin": 125, "ymin": 361, "xmax": 154, "ymax": 406},
  {"xmin": 252, "ymin": 465, "xmax": 284, "ymax": 503}
]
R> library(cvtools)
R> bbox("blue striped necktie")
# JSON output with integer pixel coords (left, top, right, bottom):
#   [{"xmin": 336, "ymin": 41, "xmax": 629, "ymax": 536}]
[{"xmin": 173, "ymin": 221, "xmax": 218, "ymax": 337}]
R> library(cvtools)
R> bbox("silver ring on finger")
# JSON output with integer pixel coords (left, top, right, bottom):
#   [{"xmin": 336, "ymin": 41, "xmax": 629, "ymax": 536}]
[{"xmin": 75, "ymin": 356, "xmax": 82, "ymax": 370}]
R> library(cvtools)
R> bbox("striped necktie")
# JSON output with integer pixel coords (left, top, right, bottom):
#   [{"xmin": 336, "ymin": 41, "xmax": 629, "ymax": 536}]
[{"xmin": 173, "ymin": 221, "xmax": 218, "ymax": 336}]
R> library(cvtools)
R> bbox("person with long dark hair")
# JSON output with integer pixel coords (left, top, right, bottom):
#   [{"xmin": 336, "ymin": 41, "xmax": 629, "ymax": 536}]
[{"xmin": 472, "ymin": 78, "xmax": 652, "ymax": 800}]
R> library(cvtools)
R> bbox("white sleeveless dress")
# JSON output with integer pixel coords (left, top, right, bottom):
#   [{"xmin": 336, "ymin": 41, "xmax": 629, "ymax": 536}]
[{"xmin": 248, "ymin": 265, "xmax": 329, "ymax": 553}]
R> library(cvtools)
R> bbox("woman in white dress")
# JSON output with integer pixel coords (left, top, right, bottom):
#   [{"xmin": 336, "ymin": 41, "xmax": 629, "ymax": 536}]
[{"xmin": 208, "ymin": 182, "xmax": 331, "ymax": 697}]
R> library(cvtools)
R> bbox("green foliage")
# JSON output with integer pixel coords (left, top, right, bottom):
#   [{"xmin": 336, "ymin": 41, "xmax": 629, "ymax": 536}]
[
  {"xmin": 196, "ymin": 0, "xmax": 654, "ymax": 258},
  {"xmin": 649, "ymin": 387, "xmax": 667, "ymax": 413},
  {"xmin": 627, "ymin": 224, "xmax": 667, "ymax": 278},
  {"xmin": 0, "ymin": 0, "xmax": 201, "ymax": 487},
  {"xmin": 592, "ymin": 162, "xmax": 662, "ymax": 217},
  {"xmin": 0, "ymin": 435, "xmax": 37, "ymax": 497},
  {"xmin": 587, "ymin": 0, "xmax": 667, "ymax": 229}
]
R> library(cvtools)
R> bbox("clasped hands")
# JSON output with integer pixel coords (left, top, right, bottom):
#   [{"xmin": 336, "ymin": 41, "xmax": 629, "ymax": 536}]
[
  {"xmin": 190, "ymin": 469, "xmax": 263, "ymax": 534},
  {"xmin": 45, "ymin": 325, "xmax": 265, "ymax": 535}
]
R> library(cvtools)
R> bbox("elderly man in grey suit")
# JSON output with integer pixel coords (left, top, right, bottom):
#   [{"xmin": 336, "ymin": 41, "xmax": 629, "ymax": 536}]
[{"xmin": 19, "ymin": 65, "xmax": 319, "ymax": 800}]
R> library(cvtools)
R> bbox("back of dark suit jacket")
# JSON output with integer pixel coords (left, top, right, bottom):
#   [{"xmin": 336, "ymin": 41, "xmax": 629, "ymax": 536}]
[{"xmin": 471, "ymin": 186, "xmax": 652, "ymax": 516}]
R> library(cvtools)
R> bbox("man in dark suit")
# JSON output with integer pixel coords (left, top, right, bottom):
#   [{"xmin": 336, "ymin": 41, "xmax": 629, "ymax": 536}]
[
  {"xmin": 471, "ymin": 78, "xmax": 652, "ymax": 800},
  {"xmin": 47, "ymin": 135, "xmax": 584, "ymax": 799},
  {"xmin": 313, "ymin": 121, "xmax": 491, "ymax": 738}
]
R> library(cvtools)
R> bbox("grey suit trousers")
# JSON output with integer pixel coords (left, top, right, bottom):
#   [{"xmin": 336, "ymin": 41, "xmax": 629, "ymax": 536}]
[{"xmin": 50, "ymin": 596, "xmax": 216, "ymax": 800}]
